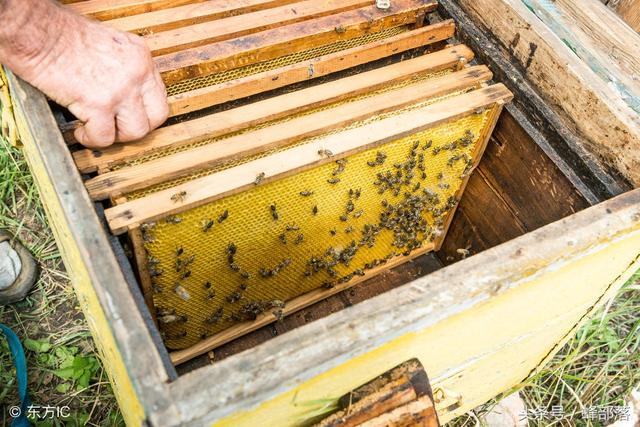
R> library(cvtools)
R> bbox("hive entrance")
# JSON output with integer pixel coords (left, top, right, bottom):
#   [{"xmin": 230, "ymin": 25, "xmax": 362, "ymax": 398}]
[{"xmin": 67, "ymin": 0, "xmax": 513, "ymax": 363}]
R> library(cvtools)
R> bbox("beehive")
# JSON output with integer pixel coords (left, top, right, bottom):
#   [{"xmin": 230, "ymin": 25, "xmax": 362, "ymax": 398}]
[{"xmin": 69, "ymin": 0, "xmax": 512, "ymax": 357}]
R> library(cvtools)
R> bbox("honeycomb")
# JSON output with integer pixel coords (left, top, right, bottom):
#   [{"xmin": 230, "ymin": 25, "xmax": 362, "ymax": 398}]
[{"xmin": 140, "ymin": 110, "xmax": 492, "ymax": 350}]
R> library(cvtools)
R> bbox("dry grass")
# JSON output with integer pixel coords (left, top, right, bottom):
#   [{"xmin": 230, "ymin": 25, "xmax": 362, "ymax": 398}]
[{"xmin": 0, "ymin": 136, "xmax": 123, "ymax": 426}]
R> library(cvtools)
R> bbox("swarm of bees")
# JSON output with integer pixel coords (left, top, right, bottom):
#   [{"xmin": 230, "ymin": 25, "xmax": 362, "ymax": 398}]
[{"xmin": 146, "ymin": 128, "xmax": 479, "ymax": 345}]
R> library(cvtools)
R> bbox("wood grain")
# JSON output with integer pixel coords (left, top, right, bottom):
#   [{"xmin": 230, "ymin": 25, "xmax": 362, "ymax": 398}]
[
  {"xmin": 85, "ymin": 66, "xmax": 493, "ymax": 200},
  {"xmin": 108, "ymin": 0, "xmax": 303, "ymax": 34},
  {"xmin": 155, "ymin": 0, "xmax": 437, "ymax": 85},
  {"xmin": 74, "ymin": 43, "xmax": 471, "ymax": 173},
  {"xmin": 165, "ymin": 21, "xmax": 456, "ymax": 116},
  {"xmin": 145, "ymin": 0, "xmax": 374, "ymax": 56},
  {"xmin": 104, "ymin": 84, "xmax": 513, "ymax": 234},
  {"xmin": 68, "ymin": 0, "xmax": 208, "ymax": 20}
]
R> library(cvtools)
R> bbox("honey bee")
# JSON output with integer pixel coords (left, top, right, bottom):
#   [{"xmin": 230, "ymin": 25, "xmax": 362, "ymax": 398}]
[
  {"xmin": 240, "ymin": 270, "xmax": 251, "ymax": 280},
  {"xmin": 175, "ymin": 246, "xmax": 184, "ymax": 257},
  {"xmin": 201, "ymin": 219, "xmax": 214, "ymax": 232},
  {"xmin": 354, "ymin": 209, "xmax": 364, "ymax": 218},
  {"xmin": 294, "ymin": 234, "xmax": 304, "ymax": 245},
  {"xmin": 330, "ymin": 228, "xmax": 337, "ymax": 236},
  {"xmin": 270, "ymin": 204, "xmax": 279, "ymax": 221},
  {"xmin": 171, "ymin": 191, "xmax": 187, "ymax": 203},
  {"xmin": 327, "ymin": 177, "xmax": 341, "ymax": 185},
  {"xmin": 226, "ymin": 291, "xmax": 242, "ymax": 303},
  {"xmin": 205, "ymin": 307, "xmax": 224, "ymax": 325},
  {"xmin": 227, "ymin": 243, "xmax": 237, "ymax": 255},
  {"xmin": 286, "ymin": 223, "xmax": 300, "ymax": 232},
  {"xmin": 300, "ymin": 190, "xmax": 314, "ymax": 197},
  {"xmin": 254, "ymin": 172, "xmax": 266, "ymax": 185},
  {"xmin": 345, "ymin": 226, "xmax": 354, "ymax": 233},
  {"xmin": 218, "ymin": 210, "xmax": 229, "ymax": 223},
  {"xmin": 165, "ymin": 215, "xmax": 182, "ymax": 224},
  {"xmin": 180, "ymin": 270, "xmax": 192, "ymax": 280},
  {"xmin": 278, "ymin": 233, "xmax": 287, "ymax": 244},
  {"xmin": 339, "ymin": 214, "xmax": 348, "ymax": 222},
  {"xmin": 312, "ymin": 205, "xmax": 318, "ymax": 216},
  {"xmin": 318, "ymin": 148, "xmax": 334, "ymax": 158}
]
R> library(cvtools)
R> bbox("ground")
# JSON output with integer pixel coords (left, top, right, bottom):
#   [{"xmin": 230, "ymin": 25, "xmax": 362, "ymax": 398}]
[{"xmin": 0, "ymin": 135, "xmax": 638, "ymax": 426}]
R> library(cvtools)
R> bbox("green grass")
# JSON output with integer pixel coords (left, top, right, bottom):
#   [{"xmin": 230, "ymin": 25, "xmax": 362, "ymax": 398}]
[
  {"xmin": 0, "ymin": 136, "xmax": 123, "ymax": 426},
  {"xmin": 0, "ymin": 131, "xmax": 638, "ymax": 427}
]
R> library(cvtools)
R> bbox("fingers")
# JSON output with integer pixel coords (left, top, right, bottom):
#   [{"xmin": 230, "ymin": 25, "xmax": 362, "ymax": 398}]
[
  {"xmin": 115, "ymin": 94, "xmax": 151, "ymax": 142},
  {"xmin": 73, "ymin": 112, "xmax": 116, "ymax": 148}
]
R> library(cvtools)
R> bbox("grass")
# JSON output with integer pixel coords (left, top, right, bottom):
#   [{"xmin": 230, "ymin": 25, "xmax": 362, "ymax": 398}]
[
  {"xmin": 0, "ymin": 130, "xmax": 638, "ymax": 427},
  {"xmin": 0, "ymin": 136, "xmax": 123, "ymax": 426}
]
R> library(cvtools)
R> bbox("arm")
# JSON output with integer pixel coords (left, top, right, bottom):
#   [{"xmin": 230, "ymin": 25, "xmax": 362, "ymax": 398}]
[{"xmin": 0, "ymin": 0, "xmax": 168, "ymax": 147}]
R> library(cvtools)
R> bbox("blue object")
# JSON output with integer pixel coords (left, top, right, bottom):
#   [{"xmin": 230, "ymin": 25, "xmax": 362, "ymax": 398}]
[{"xmin": 0, "ymin": 324, "xmax": 31, "ymax": 427}]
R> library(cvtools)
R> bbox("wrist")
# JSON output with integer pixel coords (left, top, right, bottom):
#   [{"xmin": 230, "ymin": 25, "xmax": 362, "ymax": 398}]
[{"xmin": 0, "ymin": 0, "xmax": 68, "ymax": 82}]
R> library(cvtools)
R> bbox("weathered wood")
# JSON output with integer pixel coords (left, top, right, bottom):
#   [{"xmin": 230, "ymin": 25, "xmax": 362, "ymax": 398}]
[
  {"xmin": 317, "ymin": 359, "xmax": 439, "ymax": 427},
  {"xmin": 145, "ymin": 0, "xmax": 375, "ymax": 56},
  {"xmin": 453, "ymin": 0, "xmax": 640, "ymax": 186},
  {"xmin": 5, "ymin": 71, "xmax": 178, "ymax": 424},
  {"xmin": 155, "ymin": 0, "xmax": 437, "ymax": 86},
  {"xmin": 170, "ymin": 244, "xmax": 435, "ymax": 365},
  {"xmin": 73, "ymin": 39, "xmax": 465, "ymax": 172},
  {"xmin": 85, "ymin": 66, "xmax": 492, "ymax": 199},
  {"xmin": 128, "ymin": 227, "xmax": 157, "ymax": 325},
  {"xmin": 166, "ymin": 189, "xmax": 640, "ymax": 427},
  {"xmin": 108, "ymin": 0, "xmax": 303, "ymax": 34},
  {"xmin": 608, "ymin": 0, "xmax": 640, "ymax": 32},
  {"xmin": 477, "ymin": 111, "xmax": 590, "ymax": 230},
  {"xmin": 437, "ymin": 110, "xmax": 590, "ymax": 264},
  {"xmin": 68, "ymin": 0, "xmax": 208, "ymax": 21},
  {"xmin": 165, "ymin": 21, "xmax": 457, "ymax": 116}
]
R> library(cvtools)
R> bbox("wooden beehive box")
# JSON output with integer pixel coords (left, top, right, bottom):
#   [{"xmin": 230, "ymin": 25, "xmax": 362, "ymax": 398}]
[{"xmin": 2, "ymin": 0, "xmax": 640, "ymax": 425}]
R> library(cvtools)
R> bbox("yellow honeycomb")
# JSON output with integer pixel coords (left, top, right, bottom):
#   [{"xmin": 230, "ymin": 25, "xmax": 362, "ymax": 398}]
[{"xmin": 141, "ymin": 111, "xmax": 491, "ymax": 349}]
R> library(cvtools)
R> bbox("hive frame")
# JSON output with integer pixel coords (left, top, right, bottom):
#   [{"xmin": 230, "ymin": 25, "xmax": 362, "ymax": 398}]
[{"xmin": 10, "ymin": 0, "xmax": 639, "ymax": 425}]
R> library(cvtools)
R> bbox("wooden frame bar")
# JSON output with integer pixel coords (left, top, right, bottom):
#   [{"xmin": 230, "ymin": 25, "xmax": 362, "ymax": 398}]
[
  {"xmin": 73, "ymin": 42, "xmax": 469, "ymax": 173},
  {"xmin": 108, "ymin": 0, "xmax": 304, "ymax": 34},
  {"xmin": 145, "ymin": 0, "xmax": 375, "ymax": 56},
  {"xmin": 68, "ymin": 0, "xmax": 209, "ymax": 20},
  {"xmin": 155, "ymin": 0, "xmax": 436, "ymax": 85},
  {"xmin": 86, "ymin": 66, "xmax": 494, "ymax": 201},
  {"xmin": 104, "ymin": 84, "xmax": 512, "ymax": 234},
  {"xmin": 165, "ymin": 21, "xmax": 456, "ymax": 117}
]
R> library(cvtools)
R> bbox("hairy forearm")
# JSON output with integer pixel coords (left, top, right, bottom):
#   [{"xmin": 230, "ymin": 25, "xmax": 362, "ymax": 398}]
[{"xmin": 0, "ymin": 0, "xmax": 67, "ymax": 81}]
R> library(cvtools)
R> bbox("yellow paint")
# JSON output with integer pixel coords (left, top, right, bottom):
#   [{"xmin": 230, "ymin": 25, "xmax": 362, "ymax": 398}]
[
  {"xmin": 12, "ymin": 106, "xmax": 146, "ymax": 426},
  {"xmin": 212, "ymin": 228, "xmax": 640, "ymax": 426}
]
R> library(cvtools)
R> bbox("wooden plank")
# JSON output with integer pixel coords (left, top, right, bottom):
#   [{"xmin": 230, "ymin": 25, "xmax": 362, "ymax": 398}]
[
  {"xmin": 454, "ymin": 0, "xmax": 640, "ymax": 186},
  {"xmin": 104, "ymin": 84, "xmax": 513, "ymax": 234},
  {"xmin": 128, "ymin": 227, "xmax": 157, "ymax": 325},
  {"xmin": 85, "ymin": 66, "xmax": 493, "ymax": 200},
  {"xmin": 155, "ymin": 0, "xmax": 437, "ymax": 85},
  {"xmin": 73, "ymin": 41, "xmax": 468, "ymax": 173},
  {"xmin": 145, "ymin": 0, "xmax": 375, "ymax": 56},
  {"xmin": 5, "ymin": 71, "xmax": 178, "ymax": 424},
  {"xmin": 109, "ymin": 0, "xmax": 303, "ymax": 34},
  {"xmin": 317, "ymin": 359, "xmax": 439, "ymax": 427},
  {"xmin": 166, "ymin": 189, "xmax": 640, "ymax": 427},
  {"xmin": 608, "ymin": 0, "xmax": 640, "ymax": 32},
  {"xmin": 68, "ymin": 0, "xmax": 208, "ymax": 20},
  {"xmin": 477, "ymin": 110, "xmax": 590, "ymax": 230},
  {"xmin": 166, "ymin": 21, "xmax": 456, "ymax": 116},
  {"xmin": 170, "ymin": 244, "xmax": 435, "ymax": 365},
  {"xmin": 433, "ymin": 99, "xmax": 503, "ymax": 252},
  {"xmin": 61, "ymin": 23, "xmax": 457, "ymax": 142}
]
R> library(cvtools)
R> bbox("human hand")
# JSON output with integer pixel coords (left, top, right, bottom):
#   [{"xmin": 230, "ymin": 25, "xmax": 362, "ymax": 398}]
[{"xmin": 0, "ymin": 0, "xmax": 168, "ymax": 148}]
